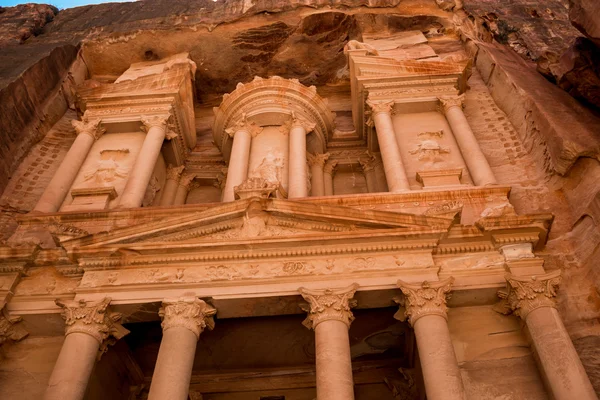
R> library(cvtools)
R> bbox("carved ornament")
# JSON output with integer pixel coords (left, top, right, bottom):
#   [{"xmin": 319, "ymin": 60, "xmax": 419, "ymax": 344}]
[
  {"xmin": 140, "ymin": 114, "xmax": 170, "ymax": 131},
  {"xmin": 307, "ymin": 152, "xmax": 330, "ymax": 168},
  {"xmin": 71, "ymin": 118, "xmax": 106, "ymax": 141},
  {"xmin": 366, "ymin": 99, "xmax": 395, "ymax": 116},
  {"xmin": 497, "ymin": 271, "xmax": 561, "ymax": 319},
  {"xmin": 56, "ymin": 297, "xmax": 129, "ymax": 351},
  {"xmin": 159, "ymin": 298, "xmax": 216, "ymax": 339},
  {"xmin": 395, "ymin": 277, "xmax": 454, "ymax": 326},
  {"xmin": 166, "ymin": 165, "xmax": 185, "ymax": 181},
  {"xmin": 0, "ymin": 309, "xmax": 28, "ymax": 345},
  {"xmin": 234, "ymin": 177, "xmax": 278, "ymax": 200},
  {"xmin": 323, "ymin": 160, "xmax": 339, "ymax": 175},
  {"xmin": 178, "ymin": 173, "xmax": 196, "ymax": 190},
  {"xmin": 438, "ymin": 94, "xmax": 465, "ymax": 114},
  {"xmin": 290, "ymin": 112, "xmax": 316, "ymax": 133},
  {"xmin": 299, "ymin": 283, "xmax": 359, "ymax": 330},
  {"xmin": 225, "ymin": 114, "xmax": 263, "ymax": 138}
]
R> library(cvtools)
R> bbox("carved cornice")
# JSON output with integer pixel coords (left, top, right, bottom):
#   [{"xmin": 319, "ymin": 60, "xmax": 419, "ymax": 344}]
[
  {"xmin": 366, "ymin": 99, "xmax": 395, "ymax": 117},
  {"xmin": 225, "ymin": 114, "xmax": 263, "ymax": 138},
  {"xmin": 438, "ymin": 94, "xmax": 465, "ymax": 114},
  {"xmin": 56, "ymin": 297, "xmax": 129, "ymax": 351},
  {"xmin": 299, "ymin": 283, "xmax": 358, "ymax": 330},
  {"xmin": 323, "ymin": 160, "xmax": 339, "ymax": 175},
  {"xmin": 395, "ymin": 277, "xmax": 454, "ymax": 326},
  {"xmin": 497, "ymin": 271, "xmax": 561, "ymax": 319},
  {"xmin": 307, "ymin": 152, "xmax": 330, "ymax": 168},
  {"xmin": 140, "ymin": 114, "xmax": 170, "ymax": 131},
  {"xmin": 159, "ymin": 298, "xmax": 216, "ymax": 339},
  {"xmin": 0, "ymin": 309, "xmax": 28, "ymax": 345},
  {"xmin": 71, "ymin": 118, "xmax": 105, "ymax": 141},
  {"xmin": 166, "ymin": 165, "xmax": 185, "ymax": 181}
]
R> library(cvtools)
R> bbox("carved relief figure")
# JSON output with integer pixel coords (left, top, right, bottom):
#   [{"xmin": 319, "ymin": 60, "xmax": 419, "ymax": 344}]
[
  {"xmin": 249, "ymin": 150, "xmax": 284, "ymax": 186},
  {"xmin": 409, "ymin": 140, "xmax": 450, "ymax": 163},
  {"xmin": 83, "ymin": 149, "xmax": 130, "ymax": 185}
]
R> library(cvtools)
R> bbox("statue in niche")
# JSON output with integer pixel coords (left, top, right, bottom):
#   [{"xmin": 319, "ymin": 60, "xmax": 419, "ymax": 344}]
[
  {"xmin": 249, "ymin": 150, "xmax": 284, "ymax": 186},
  {"xmin": 83, "ymin": 149, "xmax": 130, "ymax": 185}
]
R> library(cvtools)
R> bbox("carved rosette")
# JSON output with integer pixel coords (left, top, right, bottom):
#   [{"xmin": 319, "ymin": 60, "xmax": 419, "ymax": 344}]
[
  {"xmin": 323, "ymin": 160, "xmax": 338, "ymax": 176},
  {"xmin": 498, "ymin": 271, "xmax": 561, "ymax": 319},
  {"xmin": 159, "ymin": 298, "xmax": 216, "ymax": 339},
  {"xmin": 225, "ymin": 114, "xmax": 263, "ymax": 138},
  {"xmin": 307, "ymin": 152, "xmax": 330, "ymax": 168},
  {"xmin": 299, "ymin": 284, "xmax": 359, "ymax": 330},
  {"xmin": 140, "ymin": 114, "xmax": 170, "ymax": 131},
  {"xmin": 166, "ymin": 165, "xmax": 185, "ymax": 181},
  {"xmin": 366, "ymin": 99, "xmax": 395, "ymax": 116},
  {"xmin": 395, "ymin": 277, "xmax": 454, "ymax": 326},
  {"xmin": 56, "ymin": 298, "xmax": 129, "ymax": 349},
  {"xmin": 438, "ymin": 94, "xmax": 465, "ymax": 114},
  {"xmin": 71, "ymin": 118, "xmax": 106, "ymax": 140},
  {"xmin": 0, "ymin": 309, "xmax": 28, "ymax": 345}
]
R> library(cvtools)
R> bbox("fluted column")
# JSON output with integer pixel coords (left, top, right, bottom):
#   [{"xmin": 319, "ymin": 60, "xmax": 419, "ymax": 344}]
[
  {"xmin": 323, "ymin": 160, "xmax": 338, "ymax": 196},
  {"xmin": 288, "ymin": 116, "xmax": 314, "ymax": 199},
  {"xmin": 119, "ymin": 115, "xmax": 169, "ymax": 208},
  {"xmin": 160, "ymin": 165, "xmax": 184, "ymax": 206},
  {"xmin": 366, "ymin": 100, "xmax": 410, "ymax": 192},
  {"xmin": 307, "ymin": 153, "xmax": 329, "ymax": 197},
  {"xmin": 395, "ymin": 278, "xmax": 466, "ymax": 400},
  {"xmin": 439, "ymin": 95, "xmax": 497, "ymax": 186},
  {"xmin": 222, "ymin": 118, "xmax": 262, "ymax": 202},
  {"xmin": 300, "ymin": 284, "xmax": 358, "ymax": 400},
  {"xmin": 148, "ymin": 298, "xmax": 216, "ymax": 400},
  {"xmin": 173, "ymin": 173, "xmax": 195, "ymax": 205},
  {"xmin": 34, "ymin": 118, "xmax": 105, "ymax": 213},
  {"xmin": 44, "ymin": 298, "xmax": 128, "ymax": 400},
  {"xmin": 359, "ymin": 155, "xmax": 378, "ymax": 193},
  {"xmin": 500, "ymin": 272, "xmax": 597, "ymax": 400}
]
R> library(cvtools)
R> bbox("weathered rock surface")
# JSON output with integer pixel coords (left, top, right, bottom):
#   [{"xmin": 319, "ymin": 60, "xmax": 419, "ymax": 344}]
[
  {"xmin": 569, "ymin": 0, "xmax": 600, "ymax": 46},
  {"xmin": 0, "ymin": 3, "xmax": 57, "ymax": 46}
]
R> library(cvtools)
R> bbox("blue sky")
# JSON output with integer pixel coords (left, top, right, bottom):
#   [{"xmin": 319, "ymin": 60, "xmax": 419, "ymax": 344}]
[{"xmin": 0, "ymin": 0, "xmax": 137, "ymax": 10}]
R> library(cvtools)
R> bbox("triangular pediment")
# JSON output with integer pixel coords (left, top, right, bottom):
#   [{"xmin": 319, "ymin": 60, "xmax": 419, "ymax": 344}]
[{"xmin": 61, "ymin": 197, "xmax": 453, "ymax": 250}]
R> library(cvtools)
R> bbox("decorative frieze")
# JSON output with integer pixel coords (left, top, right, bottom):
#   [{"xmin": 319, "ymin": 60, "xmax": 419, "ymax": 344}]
[
  {"xmin": 56, "ymin": 297, "xmax": 129, "ymax": 349},
  {"xmin": 497, "ymin": 271, "xmax": 561, "ymax": 319},
  {"xmin": 159, "ymin": 298, "xmax": 216, "ymax": 339},
  {"xmin": 299, "ymin": 284, "xmax": 359, "ymax": 329},
  {"xmin": 395, "ymin": 277, "xmax": 454, "ymax": 326}
]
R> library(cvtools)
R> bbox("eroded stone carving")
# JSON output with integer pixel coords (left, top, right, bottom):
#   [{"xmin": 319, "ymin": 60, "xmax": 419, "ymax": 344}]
[
  {"xmin": 409, "ymin": 140, "xmax": 450, "ymax": 162},
  {"xmin": 366, "ymin": 99, "xmax": 395, "ymax": 116},
  {"xmin": 438, "ymin": 94, "xmax": 465, "ymax": 113},
  {"xmin": 166, "ymin": 164, "xmax": 185, "ymax": 181},
  {"xmin": 307, "ymin": 152, "xmax": 330, "ymax": 168},
  {"xmin": 159, "ymin": 298, "xmax": 216, "ymax": 339},
  {"xmin": 72, "ymin": 118, "xmax": 106, "ymax": 141},
  {"xmin": 299, "ymin": 284, "xmax": 359, "ymax": 329},
  {"xmin": 140, "ymin": 114, "xmax": 170, "ymax": 131},
  {"xmin": 225, "ymin": 113, "xmax": 263, "ymax": 138},
  {"xmin": 0, "ymin": 308, "xmax": 28, "ymax": 345},
  {"xmin": 497, "ymin": 271, "xmax": 562, "ymax": 319},
  {"xmin": 234, "ymin": 177, "xmax": 278, "ymax": 200},
  {"xmin": 395, "ymin": 277, "xmax": 454, "ymax": 326},
  {"xmin": 83, "ymin": 149, "xmax": 130, "ymax": 185},
  {"xmin": 55, "ymin": 297, "xmax": 129, "ymax": 352},
  {"xmin": 249, "ymin": 151, "xmax": 284, "ymax": 186}
]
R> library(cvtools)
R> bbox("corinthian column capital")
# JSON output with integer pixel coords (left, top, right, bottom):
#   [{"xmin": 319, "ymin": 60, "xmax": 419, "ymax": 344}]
[
  {"xmin": 0, "ymin": 309, "xmax": 28, "ymax": 346},
  {"xmin": 225, "ymin": 114, "xmax": 263, "ymax": 138},
  {"xmin": 56, "ymin": 297, "xmax": 129, "ymax": 349},
  {"xmin": 71, "ymin": 118, "xmax": 106, "ymax": 140},
  {"xmin": 359, "ymin": 155, "xmax": 378, "ymax": 173},
  {"xmin": 141, "ymin": 114, "xmax": 170, "ymax": 131},
  {"xmin": 307, "ymin": 152, "xmax": 330, "ymax": 168},
  {"xmin": 395, "ymin": 277, "xmax": 454, "ymax": 326},
  {"xmin": 159, "ymin": 298, "xmax": 216, "ymax": 339},
  {"xmin": 323, "ymin": 160, "xmax": 338, "ymax": 175},
  {"xmin": 299, "ymin": 284, "xmax": 358, "ymax": 330},
  {"xmin": 498, "ymin": 271, "xmax": 561, "ymax": 319},
  {"xmin": 166, "ymin": 164, "xmax": 185, "ymax": 181},
  {"xmin": 438, "ymin": 94, "xmax": 465, "ymax": 114},
  {"xmin": 178, "ymin": 172, "xmax": 196, "ymax": 189},
  {"xmin": 366, "ymin": 99, "xmax": 395, "ymax": 116},
  {"xmin": 290, "ymin": 112, "xmax": 316, "ymax": 133}
]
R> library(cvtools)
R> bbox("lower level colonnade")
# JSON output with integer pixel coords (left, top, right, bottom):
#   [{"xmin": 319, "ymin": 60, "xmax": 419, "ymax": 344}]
[{"xmin": 41, "ymin": 275, "xmax": 597, "ymax": 400}]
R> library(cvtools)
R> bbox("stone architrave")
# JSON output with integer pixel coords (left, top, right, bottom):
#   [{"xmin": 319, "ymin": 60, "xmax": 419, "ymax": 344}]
[
  {"xmin": 499, "ymin": 272, "xmax": 597, "ymax": 400},
  {"xmin": 300, "ymin": 284, "xmax": 358, "ymax": 400},
  {"xmin": 288, "ymin": 114, "xmax": 314, "ymax": 199},
  {"xmin": 119, "ymin": 114, "xmax": 170, "ymax": 208},
  {"xmin": 222, "ymin": 116, "xmax": 263, "ymax": 202},
  {"xmin": 365, "ymin": 100, "xmax": 410, "ymax": 192},
  {"xmin": 44, "ymin": 298, "xmax": 128, "ymax": 400},
  {"xmin": 438, "ymin": 95, "xmax": 497, "ymax": 186},
  {"xmin": 34, "ymin": 118, "xmax": 106, "ymax": 213},
  {"xmin": 323, "ymin": 159, "xmax": 338, "ymax": 196},
  {"xmin": 395, "ymin": 278, "xmax": 466, "ymax": 400},
  {"xmin": 0, "ymin": 309, "xmax": 28, "ymax": 345},
  {"xmin": 160, "ymin": 164, "xmax": 185, "ymax": 206},
  {"xmin": 307, "ymin": 152, "xmax": 330, "ymax": 197},
  {"xmin": 148, "ymin": 298, "xmax": 216, "ymax": 400}
]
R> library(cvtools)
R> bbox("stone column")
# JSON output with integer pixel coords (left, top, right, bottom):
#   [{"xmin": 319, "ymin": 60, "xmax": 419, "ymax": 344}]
[
  {"xmin": 439, "ymin": 95, "xmax": 497, "ymax": 186},
  {"xmin": 359, "ymin": 155, "xmax": 378, "ymax": 193},
  {"xmin": 323, "ymin": 160, "xmax": 338, "ymax": 196},
  {"xmin": 300, "ymin": 284, "xmax": 358, "ymax": 400},
  {"xmin": 395, "ymin": 278, "xmax": 466, "ymax": 400},
  {"xmin": 307, "ymin": 153, "xmax": 329, "ymax": 197},
  {"xmin": 160, "ymin": 165, "xmax": 184, "ymax": 206},
  {"xmin": 34, "ymin": 119, "xmax": 105, "ymax": 213},
  {"xmin": 119, "ymin": 115, "xmax": 169, "ymax": 208},
  {"xmin": 173, "ymin": 173, "xmax": 195, "ymax": 205},
  {"xmin": 44, "ymin": 298, "xmax": 128, "ymax": 400},
  {"xmin": 222, "ymin": 118, "xmax": 262, "ymax": 202},
  {"xmin": 148, "ymin": 298, "xmax": 216, "ymax": 400},
  {"xmin": 288, "ymin": 116, "xmax": 314, "ymax": 199},
  {"xmin": 501, "ymin": 272, "xmax": 597, "ymax": 400},
  {"xmin": 366, "ymin": 100, "xmax": 410, "ymax": 192}
]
